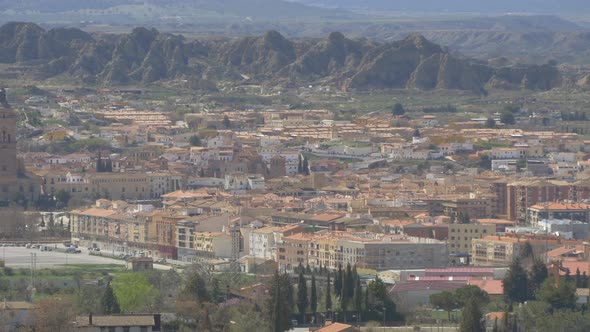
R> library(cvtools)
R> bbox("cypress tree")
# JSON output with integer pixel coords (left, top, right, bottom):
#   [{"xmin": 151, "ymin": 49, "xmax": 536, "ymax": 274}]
[
  {"xmin": 297, "ymin": 270, "xmax": 308, "ymax": 323},
  {"xmin": 100, "ymin": 282, "xmax": 121, "ymax": 314},
  {"xmin": 459, "ymin": 297, "xmax": 485, "ymax": 332},
  {"xmin": 345, "ymin": 263, "xmax": 354, "ymax": 299},
  {"xmin": 364, "ymin": 286, "xmax": 369, "ymax": 313},
  {"xmin": 353, "ymin": 278, "xmax": 362, "ymax": 317},
  {"xmin": 340, "ymin": 277, "xmax": 349, "ymax": 313},
  {"xmin": 310, "ymin": 274, "xmax": 318, "ymax": 317},
  {"xmin": 268, "ymin": 271, "xmax": 293, "ymax": 332},
  {"xmin": 335, "ymin": 264, "xmax": 343, "ymax": 298},
  {"xmin": 271, "ymin": 273, "xmax": 284, "ymax": 332},
  {"xmin": 325, "ymin": 272, "xmax": 332, "ymax": 312}
]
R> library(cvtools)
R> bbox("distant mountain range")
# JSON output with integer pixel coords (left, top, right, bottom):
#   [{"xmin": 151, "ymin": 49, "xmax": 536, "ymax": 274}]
[
  {"xmin": 288, "ymin": 0, "xmax": 590, "ymax": 13},
  {"xmin": 0, "ymin": 0, "xmax": 353, "ymax": 23},
  {"xmin": 0, "ymin": 22, "xmax": 563, "ymax": 94}
]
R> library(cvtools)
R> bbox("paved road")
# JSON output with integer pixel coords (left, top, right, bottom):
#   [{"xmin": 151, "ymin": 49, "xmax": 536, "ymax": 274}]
[{"xmin": 0, "ymin": 246, "xmax": 171, "ymax": 270}]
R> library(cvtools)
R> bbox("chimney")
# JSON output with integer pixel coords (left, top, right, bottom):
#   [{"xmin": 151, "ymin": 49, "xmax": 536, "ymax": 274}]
[{"xmin": 89, "ymin": 313, "xmax": 93, "ymax": 325}]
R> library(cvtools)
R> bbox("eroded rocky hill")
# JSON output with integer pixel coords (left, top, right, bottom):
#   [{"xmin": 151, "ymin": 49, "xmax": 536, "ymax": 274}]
[{"xmin": 0, "ymin": 22, "xmax": 563, "ymax": 94}]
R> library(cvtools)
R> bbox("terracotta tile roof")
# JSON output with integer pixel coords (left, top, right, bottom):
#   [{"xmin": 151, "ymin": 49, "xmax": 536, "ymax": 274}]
[
  {"xmin": 486, "ymin": 312, "xmax": 506, "ymax": 321},
  {"xmin": 547, "ymin": 246, "xmax": 577, "ymax": 258},
  {"xmin": 316, "ymin": 322, "xmax": 355, "ymax": 332},
  {"xmin": 560, "ymin": 261, "xmax": 589, "ymax": 276},
  {"xmin": 529, "ymin": 202, "xmax": 590, "ymax": 211},
  {"xmin": 468, "ymin": 279, "xmax": 504, "ymax": 295},
  {"xmin": 76, "ymin": 208, "xmax": 117, "ymax": 218}
]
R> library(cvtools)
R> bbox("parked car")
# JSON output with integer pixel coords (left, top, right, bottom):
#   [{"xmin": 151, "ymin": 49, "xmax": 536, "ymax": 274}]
[{"xmin": 40, "ymin": 245, "xmax": 52, "ymax": 252}]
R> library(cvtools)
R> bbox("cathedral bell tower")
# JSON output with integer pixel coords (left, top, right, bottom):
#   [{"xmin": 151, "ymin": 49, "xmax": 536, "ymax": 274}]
[{"xmin": 0, "ymin": 88, "xmax": 18, "ymax": 196}]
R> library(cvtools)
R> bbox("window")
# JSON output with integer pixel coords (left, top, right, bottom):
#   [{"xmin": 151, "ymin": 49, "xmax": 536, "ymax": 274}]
[
  {"xmin": 140, "ymin": 328, "xmax": 148, "ymax": 332},
  {"xmin": 123, "ymin": 328, "xmax": 130, "ymax": 332}
]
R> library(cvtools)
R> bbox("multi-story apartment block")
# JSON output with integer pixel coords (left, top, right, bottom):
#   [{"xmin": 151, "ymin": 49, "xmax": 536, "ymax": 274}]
[
  {"xmin": 248, "ymin": 226, "xmax": 279, "ymax": 260},
  {"xmin": 447, "ymin": 223, "xmax": 496, "ymax": 256},
  {"xmin": 506, "ymin": 178, "xmax": 570, "ymax": 222},
  {"xmin": 527, "ymin": 202, "xmax": 590, "ymax": 226},
  {"xmin": 472, "ymin": 235, "xmax": 563, "ymax": 266},
  {"xmin": 277, "ymin": 231, "xmax": 448, "ymax": 272}
]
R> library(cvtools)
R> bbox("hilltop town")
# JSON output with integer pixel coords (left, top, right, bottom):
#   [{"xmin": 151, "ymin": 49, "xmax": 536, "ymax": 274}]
[{"xmin": 0, "ymin": 74, "xmax": 588, "ymax": 330}]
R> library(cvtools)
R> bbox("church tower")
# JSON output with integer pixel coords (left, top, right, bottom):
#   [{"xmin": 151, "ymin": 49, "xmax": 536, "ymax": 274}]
[{"xmin": 0, "ymin": 88, "xmax": 18, "ymax": 198}]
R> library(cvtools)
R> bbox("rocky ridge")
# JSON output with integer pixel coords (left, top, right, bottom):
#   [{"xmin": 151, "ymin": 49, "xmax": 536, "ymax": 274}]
[{"xmin": 0, "ymin": 22, "xmax": 564, "ymax": 94}]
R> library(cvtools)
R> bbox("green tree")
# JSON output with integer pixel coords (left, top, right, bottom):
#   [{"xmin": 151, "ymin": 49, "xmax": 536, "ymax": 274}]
[
  {"xmin": 211, "ymin": 277, "xmax": 221, "ymax": 303},
  {"xmin": 223, "ymin": 115, "xmax": 231, "ymax": 129},
  {"xmin": 501, "ymin": 112, "xmax": 516, "ymax": 125},
  {"xmin": 112, "ymin": 273, "xmax": 159, "ymax": 312},
  {"xmin": 520, "ymin": 241, "xmax": 534, "ymax": 260},
  {"xmin": 537, "ymin": 279, "xmax": 577, "ymax": 310},
  {"xmin": 529, "ymin": 259, "xmax": 548, "ymax": 296},
  {"xmin": 184, "ymin": 270, "xmax": 211, "ymax": 303},
  {"xmin": 455, "ymin": 285, "xmax": 489, "ymax": 308},
  {"xmin": 503, "ymin": 258, "xmax": 529, "ymax": 304},
  {"xmin": 430, "ymin": 291, "xmax": 457, "ymax": 320},
  {"xmin": 345, "ymin": 263, "xmax": 354, "ymax": 300},
  {"xmin": 366, "ymin": 276, "xmax": 398, "ymax": 323},
  {"xmin": 55, "ymin": 189, "xmax": 71, "ymax": 208},
  {"xmin": 310, "ymin": 274, "xmax": 318, "ymax": 317},
  {"xmin": 100, "ymin": 282, "xmax": 121, "ymax": 314},
  {"xmin": 267, "ymin": 271, "xmax": 293, "ymax": 332},
  {"xmin": 353, "ymin": 278, "xmax": 362, "ymax": 317},
  {"xmin": 189, "ymin": 135, "xmax": 201, "ymax": 147},
  {"xmin": 335, "ymin": 264, "xmax": 343, "ymax": 299},
  {"xmin": 392, "ymin": 103, "xmax": 405, "ymax": 116},
  {"xmin": 325, "ymin": 272, "xmax": 332, "ymax": 312},
  {"xmin": 478, "ymin": 154, "xmax": 492, "ymax": 170},
  {"xmin": 297, "ymin": 271, "xmax": 308, "ymax": 323},
  {"xmin": 459, "ymin": 297, "xmax": 485, "ymax": 332},
  {"xmin": 485, "ymin": 117, "xmax": 496, "ymax": 128}
]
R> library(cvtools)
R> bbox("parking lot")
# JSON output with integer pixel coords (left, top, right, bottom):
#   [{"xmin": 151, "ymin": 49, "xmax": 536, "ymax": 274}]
[{"xmin": 0, "ymin": 245, "xmax": 171, "ymax": 270}]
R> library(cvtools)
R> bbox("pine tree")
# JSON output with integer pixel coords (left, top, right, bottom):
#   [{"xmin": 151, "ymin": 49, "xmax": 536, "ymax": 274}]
[
  {"xmin": 325, "ymin": 272, "xmax": 332, "ymax": 312},
  {"xmin": 100, "ymin": 282, "xmax": 121, "ymax": 314},
  {"xmin": 310, "ymin": 274, "xmax": 318, "ymax": 317},
  {"xmin": 502, "ymin": 258, "xmax": 529, "ymax": 303},
  {"xmin": 529, "ymin": 258, "xmax": 548, "ymax": 297},
  {"xmin": 459, "ymin": 297, "xmax": 485, "ymax": 332},
  {"xmin": 297, "ymin": 271, "xmax": 308, "ymax": 323}
]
